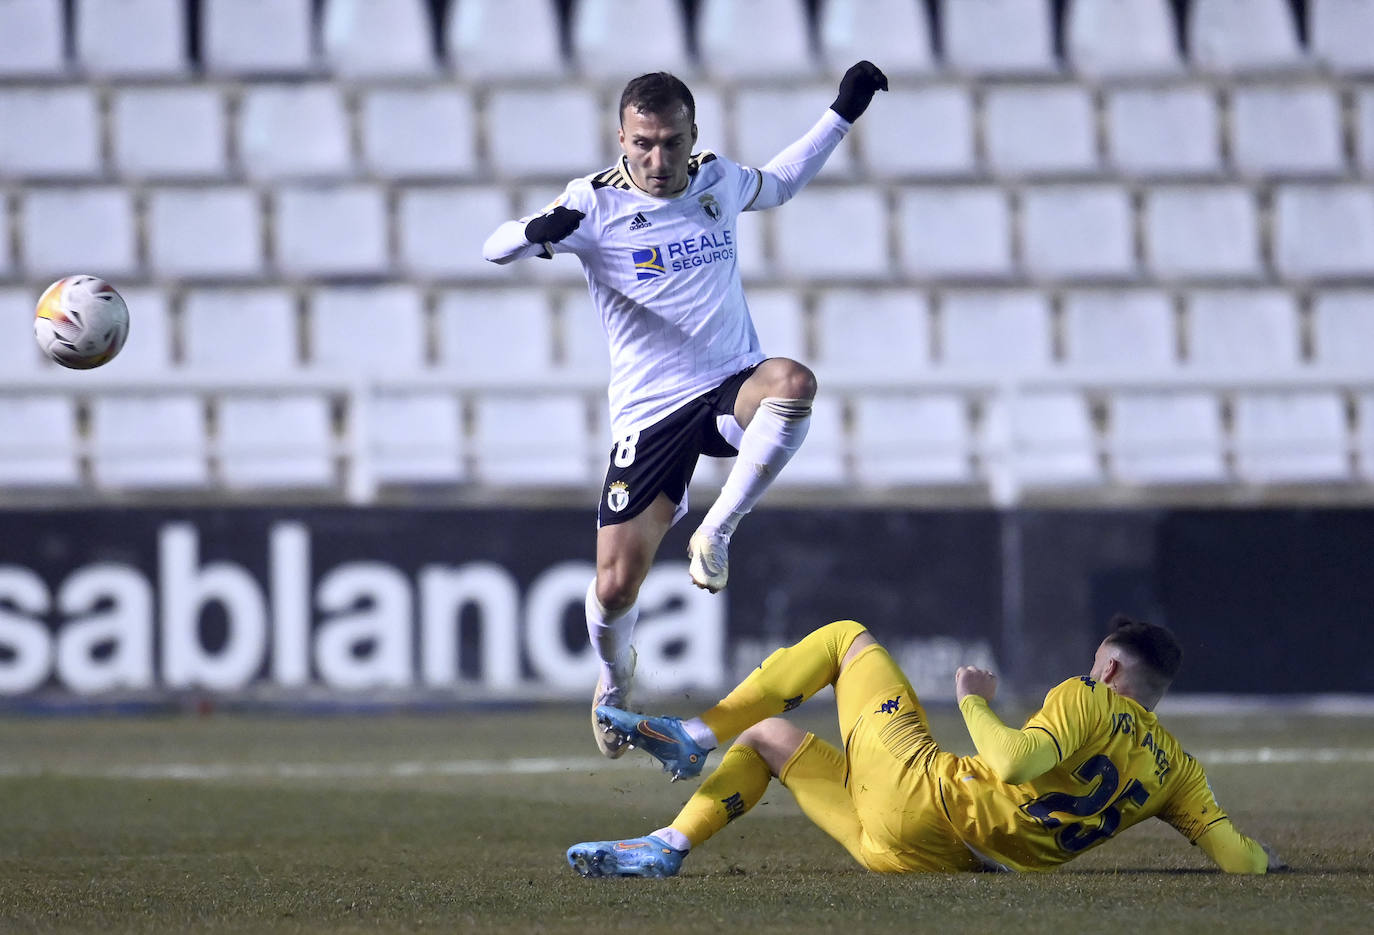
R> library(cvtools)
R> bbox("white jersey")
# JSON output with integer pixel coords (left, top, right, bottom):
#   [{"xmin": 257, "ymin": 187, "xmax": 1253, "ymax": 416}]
[
  {"xmin": 485, "ymin": 109, "xmax": 851, "ymax": 440},
  {"xmin": 546, "ymin": 152, "xmax": 765, "ymax": 438}
]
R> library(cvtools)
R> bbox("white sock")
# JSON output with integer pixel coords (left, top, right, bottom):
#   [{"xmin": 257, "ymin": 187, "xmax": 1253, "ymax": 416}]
[
  {"xmin": 682, "ymin": 717, "xmax": 718, "ymax": 751},
  {"xmin": 700, "ymin": 397, "xmax": 812, "ymax": 537},
  {"xmin": 585, "ymin": 580, "xmax": 638, "ymax": 690},
  {"xmin": 651, "ymin": 827, "xmax": 691, "ymax": 852}
]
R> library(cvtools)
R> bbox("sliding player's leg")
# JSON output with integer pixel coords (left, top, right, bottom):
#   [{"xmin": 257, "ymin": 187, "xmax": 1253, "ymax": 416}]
[
  {"xmin": 587, "ymin": 493, "xmax": 675, "ymax": 757},
  {"xmin": 689, "ymin": 358, "xmax": 817, "ymax": 592}
]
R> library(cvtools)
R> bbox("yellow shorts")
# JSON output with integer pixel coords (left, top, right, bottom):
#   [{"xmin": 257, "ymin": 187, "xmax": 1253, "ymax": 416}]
[{"xmin": 780, "ymin": 642, "xmax": 980, "ymax": 873}]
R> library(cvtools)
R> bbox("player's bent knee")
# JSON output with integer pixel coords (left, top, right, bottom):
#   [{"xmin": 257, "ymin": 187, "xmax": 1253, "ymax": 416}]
[{"xmin": 738, "ymin": 718, "xmax": 807, "ymax": 776}]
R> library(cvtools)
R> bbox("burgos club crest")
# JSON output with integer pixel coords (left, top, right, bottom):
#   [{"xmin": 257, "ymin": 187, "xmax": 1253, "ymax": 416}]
[
  {"xmin": 606, "ymin": 480, "xmax": 630, "ymax": 512},
  {"xmin": 698, "ymin": 193, "xmax": 721, "ymax": 222}
]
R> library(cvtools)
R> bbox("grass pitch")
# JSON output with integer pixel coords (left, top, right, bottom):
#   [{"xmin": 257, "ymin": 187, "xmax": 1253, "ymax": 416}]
[{"xmin": 0, "ymin": 703, "xmax": 1370, "ymax": 934}]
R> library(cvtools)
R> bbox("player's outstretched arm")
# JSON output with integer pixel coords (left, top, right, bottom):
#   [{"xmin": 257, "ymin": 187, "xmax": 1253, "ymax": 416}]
[
  {"xmin": 1195, "ymin": 821, "xmax": 1281, "ymax": 874},
  {"xmin": 747, "ymin": 61, "xmax": 888, "ymax": 212},
  {"xmin": 955, "ymin": 666, "xmax": 1060, "ymax": 785},
  {"xmin": 482, "ymin": 205, "xmax": 586, "ymax": 265}
]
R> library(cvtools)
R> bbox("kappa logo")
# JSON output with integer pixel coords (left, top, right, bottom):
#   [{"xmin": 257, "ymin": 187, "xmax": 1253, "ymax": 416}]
[
  {"xmin": 629, "ymin": 212, "xmax": 652, "ymax": 231},
  {"xmin": 631, "ymin": 246, "xmax": 665, "ymax": 280},
  {"xmin": 782, "ymin": 694, "xmax": 803, "ymax": 712},
  {"xmin": 875, "ymin": 696, "xmax": 901, "ymax": 715},
  {"xmin": 606, "ymin": 480, "xmax": 630, "ymax": 513}
]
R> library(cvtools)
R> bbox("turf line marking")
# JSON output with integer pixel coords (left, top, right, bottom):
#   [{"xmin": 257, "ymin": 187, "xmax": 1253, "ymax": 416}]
[{"xmin": 1, "ymin": 748, "xmax": 1371, "ymax": 782}]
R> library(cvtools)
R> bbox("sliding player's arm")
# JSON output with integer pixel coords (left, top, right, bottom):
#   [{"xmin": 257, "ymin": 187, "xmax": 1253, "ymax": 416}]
[
  {"xmin": 1158, "ymin": 754, "xmax": 1280, "ymax": 874},
  {"xmin": 955, "ymin": 667, "xmax": 1075, "ymax": 785},
  {"xmin": 746, "ymin": 61, "xmax": 887, "ymax": 211}
]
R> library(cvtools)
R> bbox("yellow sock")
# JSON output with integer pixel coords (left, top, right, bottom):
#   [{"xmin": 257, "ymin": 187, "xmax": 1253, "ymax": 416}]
[
  {"xmin": 699, "ymin": 620, "xmax": 867, "ymax": 744},
  {"xmin": 669, "ymin": 743, "xmax": 772, "ymax": 847}
]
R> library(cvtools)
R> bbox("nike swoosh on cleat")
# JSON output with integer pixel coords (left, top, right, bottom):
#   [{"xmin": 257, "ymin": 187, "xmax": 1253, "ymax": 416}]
[
  {"xmin": 637, "ymin": 723, "xmax": 678, "ymax": 744},
  {"xmin": 614, "ymin": 842, "xmax": 648, "ymax": 850}
]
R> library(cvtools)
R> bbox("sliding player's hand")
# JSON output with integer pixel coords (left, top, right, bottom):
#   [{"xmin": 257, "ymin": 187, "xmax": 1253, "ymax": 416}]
[
  {"xmin": 955, "ymin": 666, "xmax": 998, "ymax": 704},
  {"xmin": 525, "ymin": 205, "xmax": 585, "ymax": 245},
  {"xmin": 831, "ymin": 60, "xmax": 888, "ymax": 123},
  {"xmin": 1261, "ymin": 841, "xmax": 1290, "ymax": 872}
]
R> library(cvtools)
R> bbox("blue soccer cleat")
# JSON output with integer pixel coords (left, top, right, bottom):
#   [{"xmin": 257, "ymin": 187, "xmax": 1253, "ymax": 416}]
[
  {"xmin": 594, "ymin": 705, "xmax": 710, "ymax": 781},
  {"xmin": 566, "ymin": 835, "xmax": 686, "ymax": 878}
]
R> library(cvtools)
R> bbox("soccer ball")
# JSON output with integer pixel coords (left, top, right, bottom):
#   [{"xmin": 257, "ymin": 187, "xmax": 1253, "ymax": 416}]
[{"xmin": 34, "ymin": 275, "xmax": 130, "ymax": 369}]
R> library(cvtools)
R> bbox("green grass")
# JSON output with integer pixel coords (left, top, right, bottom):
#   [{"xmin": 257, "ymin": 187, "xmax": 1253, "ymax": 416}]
[{"xmin": 0, "ymin": 707, "xmax": 1370, "ymax": 934}]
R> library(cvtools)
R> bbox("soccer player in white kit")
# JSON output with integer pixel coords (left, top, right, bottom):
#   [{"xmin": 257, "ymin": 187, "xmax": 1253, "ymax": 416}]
[{"xmin": 483, "ymin": 62, "xmax": 887, "ymax": 757}]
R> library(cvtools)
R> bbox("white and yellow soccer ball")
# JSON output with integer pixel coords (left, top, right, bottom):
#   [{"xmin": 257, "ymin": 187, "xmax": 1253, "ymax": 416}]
[{"xmin": 34, "ymin": 275, "xmax": 130, "ymax": 369}]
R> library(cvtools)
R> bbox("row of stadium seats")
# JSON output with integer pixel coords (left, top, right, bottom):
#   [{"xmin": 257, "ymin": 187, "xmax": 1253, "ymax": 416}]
[
  {"xmin": 3, "ymin": 181, "xmax": 1372, "ymax": 283},
  {"xmin": 5, "ymin": 285, "xmax": 1373, "ymax": 379},
  {"xmin": 2, "ymin": 384, "xmax": 1370, "ymax": 502},
  {"xmin": 5, "ymin": 81, "xmax": 1374, "ymax": 182},
  {"xmin": 4, "ymin": 0, "xmax": 1374, "ymax": 80}
]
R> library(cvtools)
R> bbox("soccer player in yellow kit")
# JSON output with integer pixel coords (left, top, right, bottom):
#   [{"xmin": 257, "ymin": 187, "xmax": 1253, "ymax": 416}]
[{"xmin": 568, "ymin": 615, "xmax": 1286, "ymax": 876}]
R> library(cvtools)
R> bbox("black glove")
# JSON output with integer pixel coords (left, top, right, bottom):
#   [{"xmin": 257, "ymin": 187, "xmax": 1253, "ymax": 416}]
[
  {"xmin": 524, "ymin": 206, "xmax": 585, "ymax": 245},
  {"xmin": 830, "ymin": 60, "xmax": 888, "ymax": 123}
]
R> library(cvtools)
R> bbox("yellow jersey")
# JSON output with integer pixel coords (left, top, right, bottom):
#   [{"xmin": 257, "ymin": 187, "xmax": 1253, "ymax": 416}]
[{"xmin": 938, "ymin": 675, "xmax": 1231, "ymax": 872}]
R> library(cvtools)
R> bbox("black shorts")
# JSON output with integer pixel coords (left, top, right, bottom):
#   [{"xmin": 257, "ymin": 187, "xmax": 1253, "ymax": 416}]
[{"xmin": 597, "ymin": 365, "xmax": 758, "ymax": 527}]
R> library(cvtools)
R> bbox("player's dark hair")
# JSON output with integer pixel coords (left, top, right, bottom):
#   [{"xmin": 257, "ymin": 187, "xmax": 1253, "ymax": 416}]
[
  {"xmin": 1104, "ymin": 613, "xmax": 1183, "ymax": 683},
  {"xmin": 619, "ymin": 72, "xmax": 695, "ymax": 126}
]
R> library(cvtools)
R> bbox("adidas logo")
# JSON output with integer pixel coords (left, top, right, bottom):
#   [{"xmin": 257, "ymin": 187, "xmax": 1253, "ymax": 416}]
[{"xmin": 629, "ymin": 212, "xmax": 652, "ymax": 231}]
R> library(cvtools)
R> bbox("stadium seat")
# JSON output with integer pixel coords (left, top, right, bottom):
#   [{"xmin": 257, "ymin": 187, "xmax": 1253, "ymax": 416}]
[
  {"xmin": 1231, "ymin": 391, "xmax": 1349, "ymax": 483},
  {"xmin": 111, "ymin": 88, "xmax": 227, "ymax": 179},
  {"xmin": 1273, "ymin": 185, "xmax": 1374, "ymax": 279},
  {"xmin": 1065, "ymin": 0, "xmax": 1182, "ymax": 76},
  {"xmin": 470, "ymin": 393, "xmax": 592, "ymax": 485},
  {"xmin": 274, "ymin": 185, "xmax": 389, "ymax": 278},
  {"xmin": 0, "ymin": 395, "xmax": 80, "ymax": 487},
  {"xmin": 446, "ymin": 0, "xmax": 565, "ymax": 80},
  {"xmin": 22, "ymin": 187, "xmax": 137, "ymax": 279},
  {"xmin": 145, "ymin": 187, "xmax": 263, "ymax": 279},
  {"xmin": 1311, "ymin": 291, "xmax": 1374, "ymax": 372},
  {"xmin": 89, "ymin": 394, "xmax": 208, "ymax": 488},
  {"xmin": 896, "ymin": 187, "xmax": 1013, "ymax": 278},
  {"xmin": 983, "ymin": 85, "xmax": 1097, "ymax": 176},
  {"xmin": 571, "ymin": 0, "xmax": 692, "ymax": 81},
  {"xmin": 772, "ymin": 396, "xmax": 846, "ymax": 486},
  {"xmin": 981, "ymin": 392, "xmax": 1101, "ymax": 495},
  {"xmin": 105, "ymin": 286, "xmax": 172, "ymax": 373},
  {"xmin": 360, "ymin": 88, "xmax": 479, "ymax": 179},
  {"xmin": 1108, "ymin": 392, "xmax": 1227, "ymax": 485},
  {"xmin": 852, "ymin": 393, "xmax": 974, "ymax": 485},
  {"xmin": 1144, "ymin": 186, "xmax": 1262, "ymax": 279},
  {"xmin": 74, "ymin": 0, "xmax": 186, "ymax": 76},
  {"xmin": 860, "ymin": 86, "xmax": 975, "ymax": 178},
  {"xmin": 556, "ymin": 290, "xmax": 612, "ymax": 382},
  {"xmin": 941, "ymin": 0, "xmax": 1057, "ymax": 76},
  {"xmin": 1357, "ymin": 391, "xmax": 1374, "ymax": 481},
  {"xmin": 1061, "ymin": 289, "xmax": 1177, "ymax": 375},
  {"xmin": 202, "ymin": 0, "xmax": 314, "ymax": 75},
  {"xmin": 217, "ymin": 394, "xmax": 335, "ymax": 489},
  {"xmin": 366, "ymin": 391, "xmax": 466, "ymax": 485},
  {"xmin": 0, "ymin": 223, "xmax": 13, "ymax": 285},
  {"xmin": 1230, "ymin": 86, "xmax": 1343, "ymax": 177},
  {"xmin": 772, "ymin": 188, "xmax": 888, "ymax": 280},
  {"xmin": 813, "ymin": 288, "xmax": 930, "ymax": 384},
  {"xmin": 1310, "ymin": 0, "xmax": 1374, "ymax": 73},
  {"xmin": 1359, "ymin": 90, "xmax": 1374, "ymax": 175},
  {"xmin": 940, "ymin": 291, "xmax": 1052, "ymax": 374},
  {"xmin": 436, "ymin": 288, "xmax": 553, "ymax": 379},
  {"xmin": 1185, "ymin": 289, "xmax": 1301, "ymax": 374},
  {"xmin": 0, "ymin": 289, "xmax": 48, "ymax": 375},
  {"xmin": 485, "ymin": 88, "xmax": 604, "ymax": 179},
  {"xmin": 733, "ymin": 87, "xmax": 856, "ymax": 179},
  {"xmin": 1020, "ymin": 185, "xmax": 1135, "ymax": 280},
  {"xmin": 397, "ymin": 186, "xmax": 512, "ymax": 280},
  {"xmin": 1188, "ymin": 0, "xmax": 1307, "ymax": 72},
  {"xmin": 309, "ymin": 285, "xmax": 426, "ymax": 375},
  {"xmin": 0, "ymin": 0, "xmax": 65, "ymax": 76},
  {"xmin": 697, "ymin": 0, "xmax": 818, "ymax": 81},
  {"xmin": 238, "ymin": 85, "xmax": 351, "ymax": 180},
  {"xmin": 817, "ymin": 0, "xmax": 936, "ymax": 78},
  {"xmin": 1106, "ymin": 85, "xmax": 1222, "ymax": 177},
  {"xmin": 320, "ymin": 0, "xmax": 435, "ymax": 77},
  {"xmin": 688, "ymin": 86, "xmax": 729, "ymax": 157},
  {"xmin": 182, "ymin": 288, "xmax": 297, "ymax": 374},
  {"xmin": 0, "ymin": 88, "xmax": 101, "ymax": 178},
  {"xmin": 744, "ymin": 289, "xmax": 809, "ymax": 364}
]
